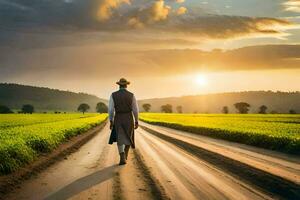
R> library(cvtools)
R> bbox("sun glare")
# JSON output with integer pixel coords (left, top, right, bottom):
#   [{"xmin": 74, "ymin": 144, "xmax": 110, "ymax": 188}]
[{"xmin": 195, "ymin": 74, "xmax": 208, "ymax": 86}]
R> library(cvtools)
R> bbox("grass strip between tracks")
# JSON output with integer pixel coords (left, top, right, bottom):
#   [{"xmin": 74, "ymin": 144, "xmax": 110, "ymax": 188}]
[
  {"xmin": 133, "ymin": 149, "xmax": 170, "ymax": 200},
  {"xmin": 112, "ymin": 171, "xmax": 124, "ymax": 200},
  {"xmin": 140, "ymin": 125, "xmax": 300, "ymax": 200}
]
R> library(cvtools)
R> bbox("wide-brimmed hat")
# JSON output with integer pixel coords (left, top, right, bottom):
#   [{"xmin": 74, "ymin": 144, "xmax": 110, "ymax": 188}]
[{"xmin": 116, "ymin": 78, "xmax": 130, "ymax": 86}]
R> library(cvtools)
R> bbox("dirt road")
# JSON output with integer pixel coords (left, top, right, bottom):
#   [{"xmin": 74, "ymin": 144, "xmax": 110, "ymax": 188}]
[
  {"xmin": 4, "ymin": 125, "xmax": 156, "ymax": 200},
  {"xmin": 3, "ymin": 123, "xmax": 300, "ymax": 200}
]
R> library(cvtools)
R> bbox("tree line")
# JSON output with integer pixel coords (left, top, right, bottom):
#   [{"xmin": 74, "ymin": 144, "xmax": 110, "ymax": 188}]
[
  {"xmin": 0, "ymin": 102, "xmax": 108, "ymax": 114},
  {"xmin": 0, "ymin": 102, "xmax": 297, "ymax": 114},
  {"xmin": 141, "ymin": 103, "xmax": 298, "ymax": 114}
]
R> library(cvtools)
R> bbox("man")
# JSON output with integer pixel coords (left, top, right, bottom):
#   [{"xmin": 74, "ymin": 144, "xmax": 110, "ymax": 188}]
[{"xmin": 108, "ymin": 78, "xmax": 139, "ymax": 165}]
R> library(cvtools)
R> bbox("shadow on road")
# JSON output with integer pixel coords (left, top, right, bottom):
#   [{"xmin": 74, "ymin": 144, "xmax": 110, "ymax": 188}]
[{"xmin": 45, "ymin": 165, "xmax": 119, "ymax": 200}]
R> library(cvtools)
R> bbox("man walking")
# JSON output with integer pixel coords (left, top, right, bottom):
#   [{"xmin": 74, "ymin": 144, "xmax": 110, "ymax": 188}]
[{"xmin": 108, "ymin": 78, "xmax": 139, "ymax": 165}]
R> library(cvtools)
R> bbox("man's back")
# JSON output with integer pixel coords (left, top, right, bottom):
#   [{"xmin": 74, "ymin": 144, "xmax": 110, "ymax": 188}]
[
  {"xmin": 108, "ymin": 78, "xmax": 139, "ymax": 165},
  {"xmin": 112, "ymin": 89, "xmax": 133, "ymax": 114}
]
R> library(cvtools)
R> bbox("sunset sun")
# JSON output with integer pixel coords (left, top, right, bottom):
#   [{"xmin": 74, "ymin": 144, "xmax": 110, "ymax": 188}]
[{"xmin": 195, "ymin": 74, "xmax": 208, "ymax": 86}]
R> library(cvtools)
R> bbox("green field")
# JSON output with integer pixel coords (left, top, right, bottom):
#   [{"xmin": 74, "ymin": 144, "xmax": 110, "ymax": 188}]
[
  {"xmin": 140, "ymin": 113, "xmax": 300, "ymax": 154},
  {"xmin": 0, "ymin": 114, "xmax": 107, "ymax": 174}
]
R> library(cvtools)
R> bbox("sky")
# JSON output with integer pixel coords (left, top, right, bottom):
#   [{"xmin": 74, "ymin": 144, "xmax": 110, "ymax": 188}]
[{"xmin": 0, "ymin": 0, "xmax": 300, "ymax": 99}]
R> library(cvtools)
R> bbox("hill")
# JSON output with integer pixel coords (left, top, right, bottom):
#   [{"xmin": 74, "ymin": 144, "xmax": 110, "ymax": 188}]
[
  {"xmin": 0, "ymin": 83, "xmax": 106, "ymax": 112},
  {"xmin": 1, "ymin": 84, "xmax": 299, "ymax": 114},
  {"xmin": 138, "ymin": 91, "xmax": 300, "ymax": 114}
]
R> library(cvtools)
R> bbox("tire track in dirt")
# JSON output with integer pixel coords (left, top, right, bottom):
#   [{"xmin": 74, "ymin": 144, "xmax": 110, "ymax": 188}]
[
  {"xmin": 140, "ymin": 123, "xmax": 300, "ymax": 200},
  {"xmin": 136, "ymin": 127, "xmax": 273, "ymax": 200},
  {"xmin": 133, "ymin": 149, "xmax": 169, "ymax": 200},
  {"xmin": 140, "ymin": 122, "xmax": 300, "ymax": 183},
  {"xmin": 2, "ymin": 124, "xmax": 167, "ymax": 200}
]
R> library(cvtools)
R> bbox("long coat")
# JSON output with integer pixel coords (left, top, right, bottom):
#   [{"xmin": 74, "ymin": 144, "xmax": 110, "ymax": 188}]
[
  {"xmin": 108, "ymin": 115, "xmax": 135, "ymax": 148},
  {"xmin": 108, "ymin": 89, "xmax": 136, "ymax": 148}
]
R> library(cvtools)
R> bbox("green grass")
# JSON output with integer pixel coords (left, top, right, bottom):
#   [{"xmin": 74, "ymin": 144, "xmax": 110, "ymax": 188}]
[
  {"xmin": 0, "ymin": 114, "xmax": 107, "ymax": 175},
  {"xmin": 140, "ymin": 113, "xmax": 300, "ymax": 154},
  {"xmin": 0, "ymin": 113, "xmax": 101, "ymax": 129}
]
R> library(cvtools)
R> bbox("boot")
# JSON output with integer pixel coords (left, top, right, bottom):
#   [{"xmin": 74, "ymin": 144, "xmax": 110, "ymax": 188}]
[
  {"xmin": 125, "ymin": 145, "xmax": 130, "ymax": 160},
  {"xmin": 119, "ymin": 152, "xmax": 126, "ymax": 165}
]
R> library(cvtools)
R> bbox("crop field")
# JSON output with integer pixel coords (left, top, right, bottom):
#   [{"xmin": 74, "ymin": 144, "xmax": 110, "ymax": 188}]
[
  {"xmin": 140, "ymin": 113, "xmax": 300, "ymax": 154},
  {"xmin": 0, "ymin": 114, "xmax": 107, "ymax": 174}
]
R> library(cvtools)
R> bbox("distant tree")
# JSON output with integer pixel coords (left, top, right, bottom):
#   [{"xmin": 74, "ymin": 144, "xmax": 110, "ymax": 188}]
[
  {"xmin": 96, "ymin": 102, "xmax": 108, "ymax": 113},
  {"xmin": 0, "ymin": 105, "xmax": 13, "ymax": 114},
  {"xmin": 258, "ymin": 105, "xmax": 268, "ymax": 114},
  {"xmin": 161, "ymin": 104, "xmax": 173, "ymax": 113},
  {"xmin": 234, "ymin": 102, "xmax": 250, "ymax": 114},
  {"xmin": 77, "ymin": 103, "xmax": 90, "ymax": 114},
  {"xmin": 176, "ymin": 106, "xmax": 183, "ymax": 113},
  {"xmin": 222, "ymin": 106, "xmax": 229, "ymax": 114},
  {"xmin": 22, "ymin": 104, "xmax": 34, "ymax": 114},
  {"xmin": 289, "ymin": 109, "xmax": 297, "ymax": 114},
  {"xmin": 142, "ymin": 103, "xmax": 151, "ymax": 112}
]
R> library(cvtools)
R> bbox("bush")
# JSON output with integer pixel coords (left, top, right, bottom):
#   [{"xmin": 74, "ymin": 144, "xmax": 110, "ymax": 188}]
[{"xmin": 0, "ymin": 105, "xmax": 13, "ymax": 114}]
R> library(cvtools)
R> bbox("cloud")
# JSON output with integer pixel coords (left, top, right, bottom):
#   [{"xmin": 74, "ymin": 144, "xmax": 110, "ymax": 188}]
[
  {"xmin": 137, "ymin": 45, "xmax": 300, "ymax": 73},
  {"xmin": 150, "ymin": 0, "xmax": 171, "ymax": 22},
  {"xmin": 152, "ymin": 16, "xmax": 298, "ymax": 40},
  {"xmin": 283, "ymin": 0, "xmax": 300, "ymax": 13},
  {"xmin": 96, "ymin": 0, "xmax": 130, "ymax": 21},
  {"xmin": 124, "ymin": 0, "xmax": 173, "ymax": 27},
  {"xmin": 0, "ymin": 0, "xmax": 33, "ymax": 10},
  {"xmin": 127, "ymin": 17, "xmax": 145, "ymax": 28},
  {"xmin": 1, "ymin": 45, "xmax": 300, "ymax": 83},
  {"xmin": 0, "ymin": 0, "xmax": 299, "ymax": 48},
  {"xmin": 95, "ymin": 0, "xmax": 173, "ymax": 25},
  {"xmin": 176, "ymin": 6, "xmax": 187, "ymax": 15}
]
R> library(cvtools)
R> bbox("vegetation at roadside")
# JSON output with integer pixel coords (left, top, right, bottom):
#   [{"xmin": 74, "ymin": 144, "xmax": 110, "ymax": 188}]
[
  {"xmin": 140, "ymin": 113, "xmax": 300, "ymax": 154},
  {"xmin": 0, "ymin": 113, "xmax": 107, "ymax": 175}
]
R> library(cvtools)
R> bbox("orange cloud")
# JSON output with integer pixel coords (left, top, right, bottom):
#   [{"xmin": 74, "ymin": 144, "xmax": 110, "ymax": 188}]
[
  {"xmin": 150, "ymin": 0, "xmax": 171, "ymax": 22},
  {"xmin": 138, "ymin": 45, "xmax": 300, "ymax": 73},
  {"xmin": 97, "ymin": 0, "xmax": 130, "ymax": 21},
  {"xmin": 176, "ymin": 6, "xmax": 187, "ymax": 15},
  {"xmin": 161, "ymin": 16, "xmax": 298, "ymax": 40}
]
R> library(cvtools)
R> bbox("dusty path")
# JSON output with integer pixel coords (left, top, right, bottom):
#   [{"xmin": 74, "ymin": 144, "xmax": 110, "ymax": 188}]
[
  {"xmin": 139, "ymin": 122, "xmax": 300, "ymax": 184},
  {"xmin": 4, "ymin": 125, "xmax": 155, "ymax": 200},
  {"xmin": 3, "ymin": 122, "xmax": 299, "ymax": 200},
  {"xmin": 136, "ymin": 128, "xmax": 271, "ymax": 200}
]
